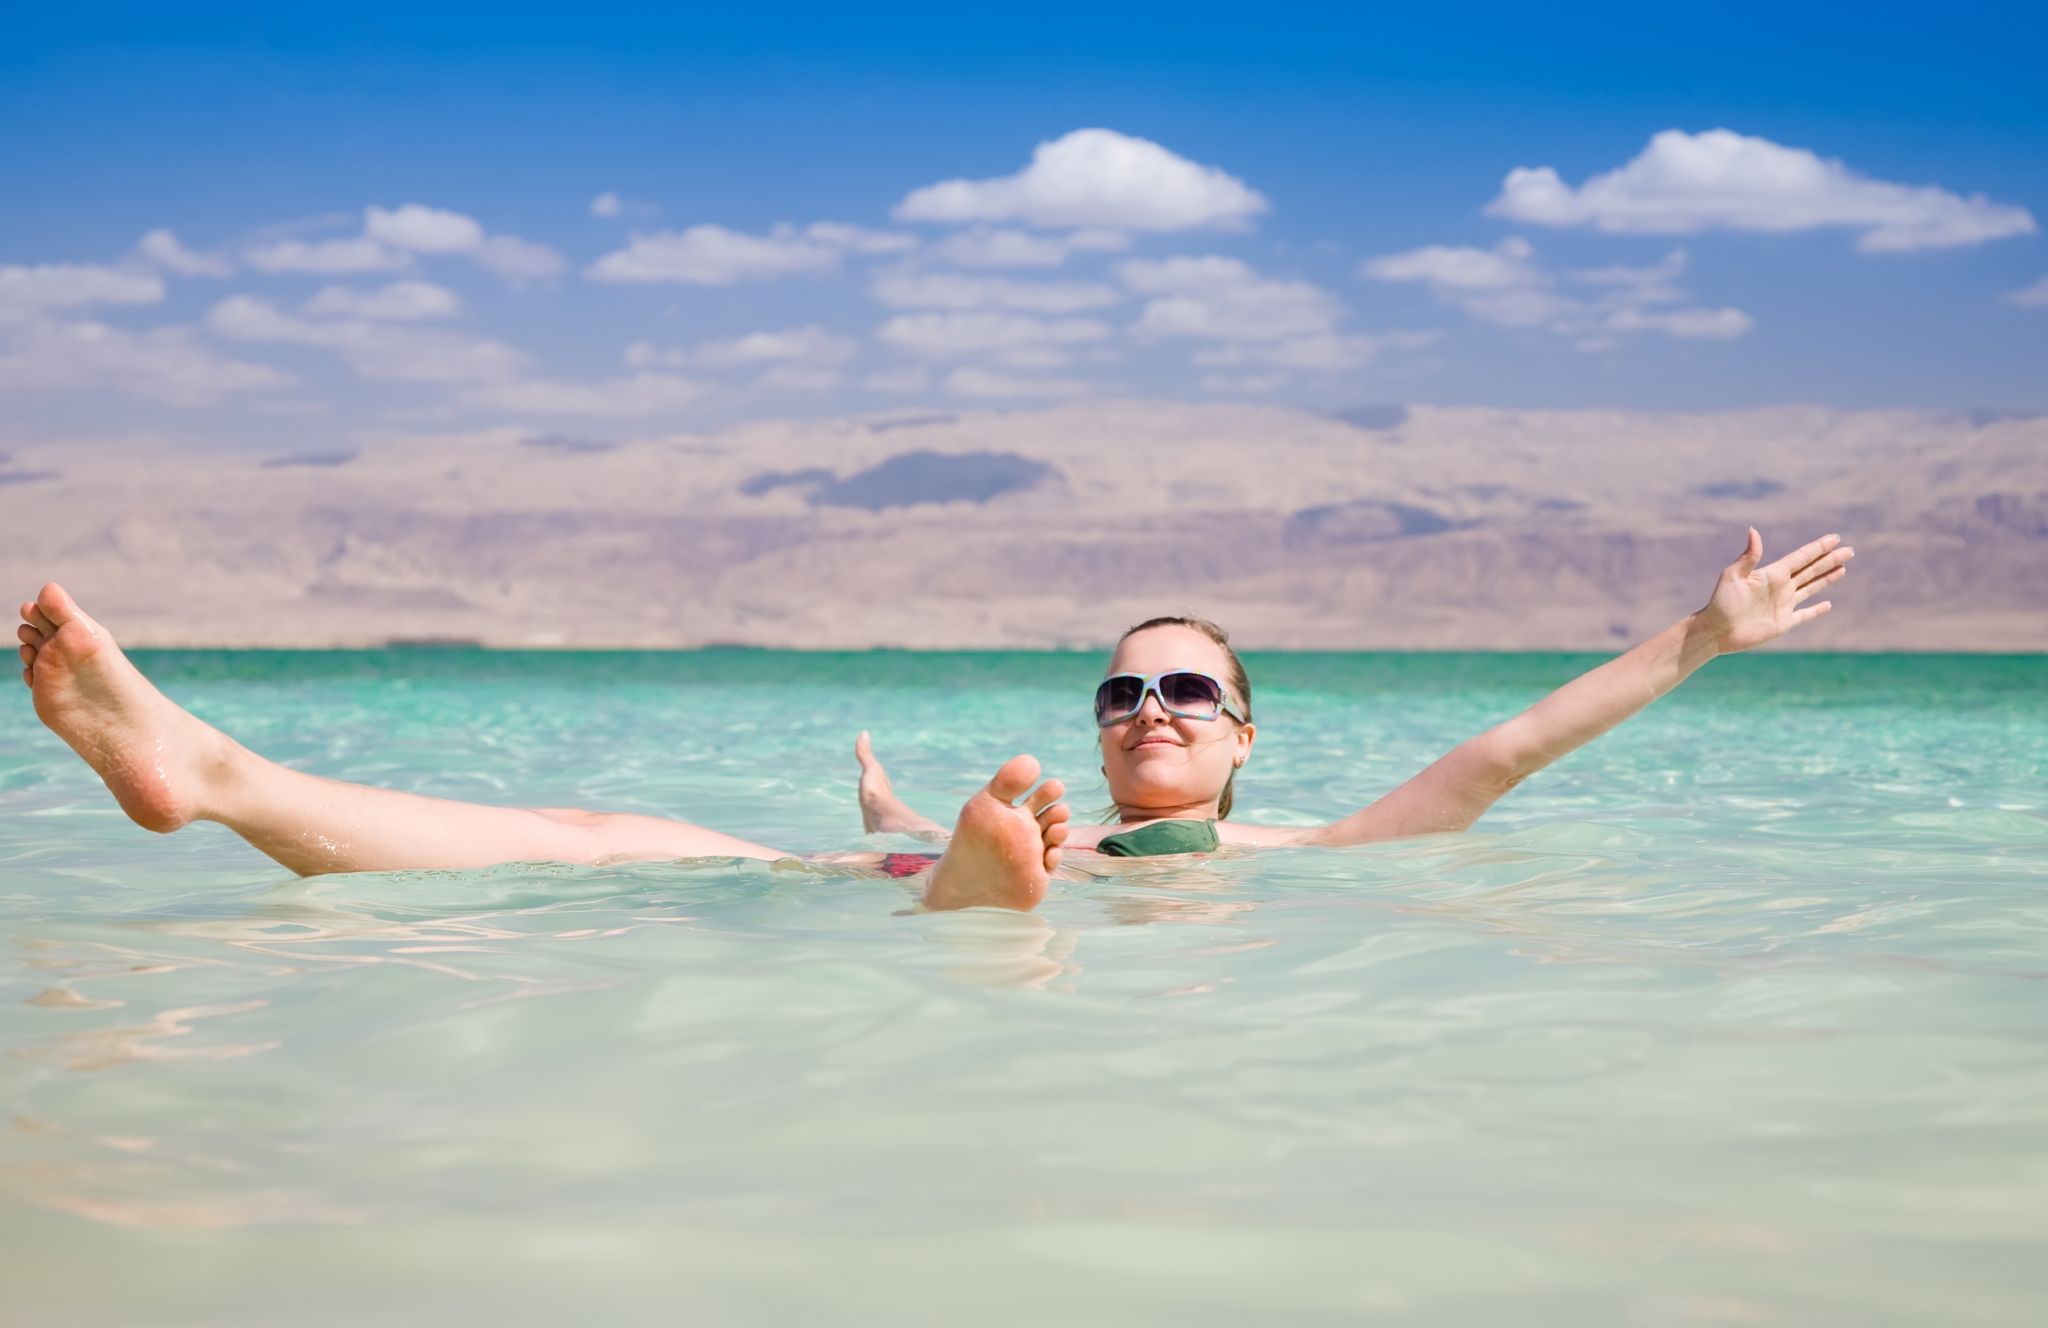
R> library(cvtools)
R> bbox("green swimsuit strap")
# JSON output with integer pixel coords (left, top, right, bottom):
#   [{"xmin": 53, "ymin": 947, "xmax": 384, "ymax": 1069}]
[{"xmin": 1096, "ymin": 818, "xmax": 1221, "ymax": 857}]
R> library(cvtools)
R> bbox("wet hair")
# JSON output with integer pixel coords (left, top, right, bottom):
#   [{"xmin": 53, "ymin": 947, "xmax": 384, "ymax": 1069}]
[{"xmin": 1113, "ymin": 615, "xmax": 1253, "ymax": 819}]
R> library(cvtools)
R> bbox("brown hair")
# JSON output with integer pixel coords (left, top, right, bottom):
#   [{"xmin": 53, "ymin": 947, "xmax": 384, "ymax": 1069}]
[{"xmin": 1114, "ymin": 615, "xmax": 1253, "ymax": 819}]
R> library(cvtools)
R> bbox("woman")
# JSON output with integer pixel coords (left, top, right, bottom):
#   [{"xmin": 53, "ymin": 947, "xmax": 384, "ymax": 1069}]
[{"xmin": 15, "ymin": 528, "xmax": 1850, "ymax": 913}]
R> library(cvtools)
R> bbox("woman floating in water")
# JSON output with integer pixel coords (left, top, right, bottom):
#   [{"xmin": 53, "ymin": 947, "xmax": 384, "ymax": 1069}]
[{"xmin": 17, "ymin": 529, "xmax": 1850, "ymax": 912}]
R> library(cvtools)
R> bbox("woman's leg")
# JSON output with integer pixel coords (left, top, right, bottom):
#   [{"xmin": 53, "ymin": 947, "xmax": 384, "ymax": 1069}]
[
  {"xmin": 18, "ymin": 584, "xmax": 785, "ymax": 876},
  {"xmin": 853, "ymin": 731, "xmax": 948, "ymax": 835}
]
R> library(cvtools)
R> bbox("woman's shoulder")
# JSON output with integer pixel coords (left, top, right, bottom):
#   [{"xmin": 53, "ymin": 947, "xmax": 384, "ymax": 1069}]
[{"xmin": 1214, "ymin": 820, "xmax": 1321, "ymax": 847}]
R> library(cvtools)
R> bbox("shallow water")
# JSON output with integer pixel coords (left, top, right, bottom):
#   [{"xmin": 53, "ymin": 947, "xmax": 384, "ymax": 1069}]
[{"xmin": 2, "ymin": 649, "xmax": 2045, "ymax": 1325}]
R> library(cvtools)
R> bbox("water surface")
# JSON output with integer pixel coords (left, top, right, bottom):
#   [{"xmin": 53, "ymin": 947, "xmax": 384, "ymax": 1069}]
[{"xmin": 3, "ymin": 650, "xmax": 2044, "ymax": 1325}]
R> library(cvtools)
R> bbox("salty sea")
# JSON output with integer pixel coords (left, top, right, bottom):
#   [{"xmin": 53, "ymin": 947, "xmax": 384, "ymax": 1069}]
[{"xmin": 2, "ymin": 648, "xmax": 2044, "ymax": 1326}]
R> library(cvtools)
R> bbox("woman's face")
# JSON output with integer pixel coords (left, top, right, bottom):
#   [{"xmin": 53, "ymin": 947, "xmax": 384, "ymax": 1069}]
[{"xmin": 1098, "ymin": 625, "xmax": 1255, "ymax": 818}]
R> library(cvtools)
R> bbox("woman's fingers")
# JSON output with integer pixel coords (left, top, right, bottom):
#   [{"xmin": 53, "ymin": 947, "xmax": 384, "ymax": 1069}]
[
  {"xmin": 1793, "ymin": 544, "xmax": 1854, "ymax": 589},
  {"xmin": 1769, "ymin": 532, "xmax": 1841, "ymax": 579},
  {"xmin": 1794, "ymin": 566, "xmax": 1848, "ymax": 600},
  {"xmin": 1794, "ymin": 553, "xmax": 1859, "ymax": 594},
  {"xmin": 1791, "ymin": 601, "xmax": 1832, "ymax": 627}
]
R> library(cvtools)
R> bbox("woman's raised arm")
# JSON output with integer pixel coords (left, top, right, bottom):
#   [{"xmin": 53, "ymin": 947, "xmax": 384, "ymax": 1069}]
[{"xmin": 1297, "ymin": 529, "xmax": 1853, "ymax": 848}]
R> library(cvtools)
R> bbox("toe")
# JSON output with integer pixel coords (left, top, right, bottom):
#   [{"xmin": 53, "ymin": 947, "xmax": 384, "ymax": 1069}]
[
  {"xmin": 35, "ymin": 583, "xmax": 80, "ymax": 628},
  {"xmin": 1024, "ymin": 778, "xmax": 1065, "ymax": 816},
  {"xmin": 855, "ymin": 730, "xmax": 874, "ymax": 763},
  {"xmin": 987, "ymin": 754, "xmax": 1041, "ymax": 803},
  {"xmin": 1044, "ymin": 820, "xmax": 1070, "ymax": 846},
  {"xmin": 19, "ymin": 643, "xmax": 36, "ymax": 668},
  {"xmin": 27, "ymin": 604, "xmax": 56, "ymax": 636},
  {"xmin": 1043, "ymin": 845, "xmax": 1063, "ymax": 874},
  {"xmin": 18, "ymin": 622, "xmax": 43, "ymax": 647}
]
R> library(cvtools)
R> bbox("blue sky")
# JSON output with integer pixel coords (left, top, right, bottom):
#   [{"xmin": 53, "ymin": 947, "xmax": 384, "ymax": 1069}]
[{"xmin": 4, "ymin": 2, "xmax": 2044, "ymax": 452}]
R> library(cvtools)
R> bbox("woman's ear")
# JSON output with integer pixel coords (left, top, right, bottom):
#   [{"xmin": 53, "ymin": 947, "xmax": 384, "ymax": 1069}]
[{"xmin": 1234, "ymin": 721, "xmax": 1256, "ymax": 767}]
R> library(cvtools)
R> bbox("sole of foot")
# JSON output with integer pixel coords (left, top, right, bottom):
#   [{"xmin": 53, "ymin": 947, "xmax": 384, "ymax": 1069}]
[
  {"xmin": 921, "ymin": 754, "xmax": 1069, "ymax": 912},
  {"xmin": 19, "ymin": 582, "xmax": 227, "ymax": 833}
]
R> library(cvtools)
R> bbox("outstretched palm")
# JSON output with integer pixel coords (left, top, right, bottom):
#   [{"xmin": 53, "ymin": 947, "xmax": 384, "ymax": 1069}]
[{"xmin": 1701, "ymin": 528, "xmax": 1855, "ymax": 654}]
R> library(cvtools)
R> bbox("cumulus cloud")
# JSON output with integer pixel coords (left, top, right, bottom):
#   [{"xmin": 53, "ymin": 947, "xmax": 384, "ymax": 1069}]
[
  {"xmin": 803, "ymin": 222, "xmax": 920, "ymax": 255},
  {"xmin": 590, "ymin": 192, "xmax": 623, "ymax": 219},
  {"xmin": 934, "ymin": 226, "xmax": 1130, "ymax": 268},
  {"xmin": 302, "ymin": 281, "xmax": 460, "ymax": 322},
  {"xmin": 941, "ymin": 366, "xmax": 1090, "ymax": 399},
  {"xmin": 0, "ymin": 317, "xmax": 290, "ymax": 405},
  {"xmin": 134, "ymin": 229, "xmax": 232, "ymax": 278},
  {"xmin": 1119, "ymin": 256, "xmax": 1340, "ymax": 341},
  {"xmin": 2005, "ymin": 277, "xmax": 2048, "ymax": 308},
  {"xmin": 626, "ymin": 324, "xmax": 857, "ymax": 369},
  {"xmin": 0, "ymin": 263, "xmax": 164, "ymax": 322},
  {"xmin": 1488, "ymin": 129, "xmax": 2038, "ymax": 253},
  {"xmin": 207, "ymin": 295, "xmax": 528, "ymax": 383},
  {"xmin": 458, "ymin": 373, "xmax": 705, "ymax": 418},
  {"xmin": 365, "ymin": 203, "xmax": 565, "ymax": 280},
  {"xmin": 588, "ymin": 225, "xmax": 839, "ymax": 284},
  {"xmin": 755, "ymin": 364, "xmax": 842, "ymax": 393},
  {"xmin": 246, "ymin": 205, "xmax": 562, "ymax": 282},
  {"xmin": 366, "ymin": 203, "xmax": 485, "ymax": 254},
  {"xmin": 474, "ymin": 235, "xmax": 566, "ymax": 280},
  {"xmin": 244, "ymin": 236, "xmax": 412, "ymax": 275},
  {"xmin": 876, "ymin": 312, "xmax": 1111, "ymax": 357},
  {"xmin": 1193, "ymin": 331, "xmax": 1437, "ymax": 372},
  {"xmin": 871, "ymin": 270, "xmax": 1119, "ymax": 314},
  {"xmin": 1364, "ymin": 238, "xmax": 1748, "ymax": 343},
  {"xmin": 864, "ymin": 366, "xmax": 931, "ymax": 393},
  {"xmin": 895, "ymin": 129, "xmax": 1268, "ymax": 232}
]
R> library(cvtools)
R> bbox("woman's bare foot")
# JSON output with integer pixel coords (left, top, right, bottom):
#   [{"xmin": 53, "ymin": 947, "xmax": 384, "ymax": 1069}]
[
  {"xmin": 18, "ymin": 583, "xmax": 236, "ymax": 833},
  {"xmin": 855, "ymin": 731, "xmax": 945, "ymax": 835},
  {"xmin": 921, "ymin": 755, "xmax": 1069, "ymax": 912}
]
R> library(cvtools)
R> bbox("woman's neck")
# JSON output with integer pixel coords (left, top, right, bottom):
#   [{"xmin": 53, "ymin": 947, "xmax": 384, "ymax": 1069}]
[{"xmin": 1114, "ymin": 799, "xmax": 1218, "ymax": 825}]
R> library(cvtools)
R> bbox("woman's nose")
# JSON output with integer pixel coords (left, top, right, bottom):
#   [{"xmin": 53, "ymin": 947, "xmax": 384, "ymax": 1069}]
[{"xmin": 1136, "ymin": 693, "xmax": 1171, "ymax": 722}]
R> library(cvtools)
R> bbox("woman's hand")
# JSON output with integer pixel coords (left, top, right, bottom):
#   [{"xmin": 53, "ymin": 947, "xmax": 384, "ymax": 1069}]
[{"xmin": 1698, "ymin": 528, "xmax": 1854, "ymax": 654}]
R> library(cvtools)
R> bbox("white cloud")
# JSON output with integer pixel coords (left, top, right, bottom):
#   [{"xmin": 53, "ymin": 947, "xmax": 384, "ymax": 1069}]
[
  {"xmin": 942, "ymin": 366, "xmax": 1089, "ymax": 399},
  {"xmin": 1488, "ymin": 129, "xmax": 2038, "ymax": 253},
  {"xmin": 134, "ymin": 229, "xmax": 232, "ymax": 278},
  {"xmin": 590, "ymin": 192, "xmax": 623, "ymax": 219},
  {"xmin": 871, "ymin": 270, "xmax": 1119, "ymax": 314},
  {"xmin": 934, "ymin": 226, "xmax": 1133, "ymax": 269},
  {"xmin": 895, "ymin": 128, "xmax": 1268, "ymax": 231},
  {"xmin": 1200, "ymin": 371, "xmax": 1287, "ymax": 394},
  {"xmin": 207, "ymin": 295, "xmax": 527, "ymax": 383},
  {"xmin": 1365, "ymin": 238, "xmax": 1751, "ymax": 346},
  {"xmin": 627, "ymin": 324, "xmax": 858, "ymax": 369},
  {"xmin": 244, "ymin": 236, "xmax": 412, "ymax": 275},
  {"xmin": 1194, "ymin": 331, "xmax": 1437, "ymax": 371},
  {"xmin": 587, "ymin": 224, "xmax": 840, "ymax": 284},
  {"xmin": 303, "ymin": 281, "xmax": 460, "ymax": 321},
  {"xmin": 876, "ymin": 312, "xmax": 1111, "ymax": 357},
  {"xmin": 1119, "ymin": 256, "xmax": 1340, "ymax": 341},
  {"xmin": 475, "ymin": 235, "xmax": 566, "ymax": 280},
  {"xmin": 938, "ymin": 228, "xmax": 1070, "ymax": 267},
  {"xmin": 756, "ymin": 365, "xmax": 842, "ymax": 393},
  {"xmin": 361, "ymin": 203, "xmax": 564, "ymax": 281},
  {"xmin": 366, "ymin": 203, "xmax": 485, "ymax": 254},
  {"xmin": 1606, "ymin": 306, "xmax": 1754, "ymax": 339},
  {"xmin": 0, "ymin": 263, "xmax": 164, "ymax": 322},
  {"xmin": 2005, "ymin": 276, "xmax": 2048, "ymax": 308},
  {"xmin": 864, "ymin": 366, "xmax": 931, "ymax": 393},
  {"xmin": 458, "ymin": 372, "xmax": 705, "ymax": 418},
  {"xmin": 804, "ymin": 222, "xmax": 919, "ymax": 255},
  {"xmin": 1361, "ymin": 236, "xmax": 1539, "ymax": 290},
  {"xmin": 0, "ymin": 317, "xmax": 290, "ymax": 405}
]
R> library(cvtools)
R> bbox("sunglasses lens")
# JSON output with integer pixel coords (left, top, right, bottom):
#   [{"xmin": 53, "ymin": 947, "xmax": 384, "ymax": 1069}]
[
  {"xmin": 1095, "ymin": 676, "xmax": 1144, "ymax": 723},
  {"xmin": 1161, "ymin": 672, "xmax": 1224, "ymax": 715}
]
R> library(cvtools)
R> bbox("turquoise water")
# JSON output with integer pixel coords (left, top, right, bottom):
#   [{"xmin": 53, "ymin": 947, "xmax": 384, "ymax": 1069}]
[{"xmin": 3, "ymin": 650, "xmax": 2045, "ymax": 1325}]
